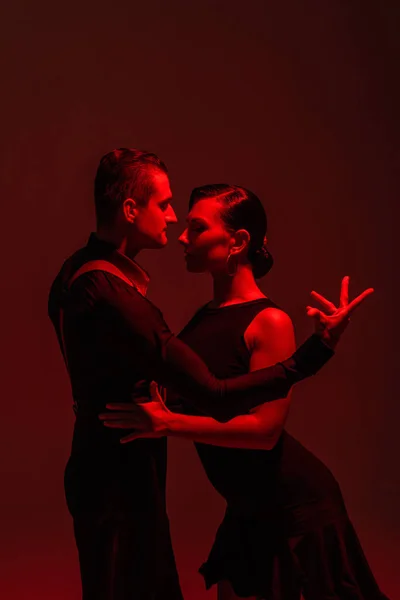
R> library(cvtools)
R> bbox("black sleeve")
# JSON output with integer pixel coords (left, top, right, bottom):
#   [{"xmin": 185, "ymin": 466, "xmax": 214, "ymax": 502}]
[
  {"xmin": 101, "ymin": 276, "xmax": 334, "ymax": 422},
  {"xmin": 157, "ymin": 334, "xmax": 333, "ymax": 421}
]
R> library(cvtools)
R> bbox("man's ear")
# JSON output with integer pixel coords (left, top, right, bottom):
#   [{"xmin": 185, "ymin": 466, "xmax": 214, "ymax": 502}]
[
  {"xmin": 230, "ymin": 229, "xmax": 250, "ymax": 256},
  {"xmin": 122, "ymin": 198, "xmax": 138, "ymax": 224}
]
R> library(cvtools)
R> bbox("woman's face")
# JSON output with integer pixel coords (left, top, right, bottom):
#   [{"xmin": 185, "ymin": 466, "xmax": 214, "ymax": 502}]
[{"xmin": 178, "ymin": 198, "xmax": 234, "ymax": 274}]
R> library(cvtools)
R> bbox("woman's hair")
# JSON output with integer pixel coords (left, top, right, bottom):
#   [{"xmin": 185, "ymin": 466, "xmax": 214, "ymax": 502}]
[{"xmin": 189, "ymin": 184, "xmax": 274, "ymax": 278}]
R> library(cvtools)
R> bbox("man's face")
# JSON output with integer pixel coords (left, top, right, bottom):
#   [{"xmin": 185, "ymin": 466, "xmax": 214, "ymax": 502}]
[{"xmin": 131, "ymin": 170, "xmax": 177, "ymax": 249}]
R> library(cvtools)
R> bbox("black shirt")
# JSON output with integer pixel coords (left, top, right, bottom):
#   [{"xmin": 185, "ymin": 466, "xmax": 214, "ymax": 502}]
[
  {"xmin": 49, "ymin": 234, "xmax": 334, "ymax": 421},
  {"xmin": 48, "ymin": 234, "xmax": 333, "ymax": 511}
]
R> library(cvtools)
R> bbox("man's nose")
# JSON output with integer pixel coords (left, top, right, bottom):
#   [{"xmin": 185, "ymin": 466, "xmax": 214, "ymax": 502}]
[{"xmin": 166, "ymin": 205, "xmax": 178, "ymax": 224}]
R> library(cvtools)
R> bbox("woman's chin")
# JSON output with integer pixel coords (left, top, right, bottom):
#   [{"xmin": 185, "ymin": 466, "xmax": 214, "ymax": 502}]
[
  {"xmin": 184, "ymin": 257, "xmax": 206, "ymax": 273},
  {"xmin": 186, "ymin": 265, "xmax": 205, "ymax": 273}
]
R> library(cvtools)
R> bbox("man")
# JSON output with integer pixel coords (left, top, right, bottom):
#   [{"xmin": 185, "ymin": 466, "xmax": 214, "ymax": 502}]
[{"xmin": 48, "ymin": 148, "xmax": 370, "ymax": 600}]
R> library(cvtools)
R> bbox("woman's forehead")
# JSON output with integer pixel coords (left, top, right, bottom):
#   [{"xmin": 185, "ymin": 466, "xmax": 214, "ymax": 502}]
[{"xmin": 188, "ymin": 197, "xmax": 223, "ymax": 223}]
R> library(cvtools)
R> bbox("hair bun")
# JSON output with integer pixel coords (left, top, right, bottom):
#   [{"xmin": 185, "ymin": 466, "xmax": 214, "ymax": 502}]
[{"xmin": 252, "ymin": 238, "xmax": 274, "ymax": 279}]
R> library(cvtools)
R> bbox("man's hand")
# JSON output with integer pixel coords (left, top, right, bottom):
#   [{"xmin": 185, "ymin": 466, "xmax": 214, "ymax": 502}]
[
  {"xmin": 307, "ymin": 276, "xmax": 374, "ymax": 348},
  {"xmin": 99, "ymin": 382, "xmax": 170, "ymax": 443}
]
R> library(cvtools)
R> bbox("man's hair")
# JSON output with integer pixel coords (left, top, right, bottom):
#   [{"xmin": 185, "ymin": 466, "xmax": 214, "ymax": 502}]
[{"xmin": 94, "ymin": 148, "xmax": 168, "ymax": 226}]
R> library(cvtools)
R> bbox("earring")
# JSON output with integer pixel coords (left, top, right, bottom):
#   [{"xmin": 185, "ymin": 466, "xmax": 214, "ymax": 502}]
[{"xmin": 226, "ymin": 253, "xmax": 237, "ymax": 277}]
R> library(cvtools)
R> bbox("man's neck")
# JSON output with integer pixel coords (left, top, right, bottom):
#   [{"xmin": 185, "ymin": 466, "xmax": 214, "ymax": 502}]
[
  {"xmin": 96, "ymin": 227, "xmax": 140, "ymax": 261},
  {"xmin": 212, "ymin": 265, "xmax": 265, "ymax": 307}
]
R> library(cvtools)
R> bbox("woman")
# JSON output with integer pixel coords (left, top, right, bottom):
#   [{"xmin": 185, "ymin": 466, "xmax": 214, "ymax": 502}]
[{"xmin": 102, "ymin": 184, "xmax": 385, "ymax": 599}]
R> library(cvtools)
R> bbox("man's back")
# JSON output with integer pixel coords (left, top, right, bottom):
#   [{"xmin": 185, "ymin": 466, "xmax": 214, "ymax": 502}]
[
  {"xmin": 48, "ymin": 234, "xmax": 186, "ymax": 599},
  {"xmin": 48, "ymin": 234, "xmax": 171, "ymax": 510}
]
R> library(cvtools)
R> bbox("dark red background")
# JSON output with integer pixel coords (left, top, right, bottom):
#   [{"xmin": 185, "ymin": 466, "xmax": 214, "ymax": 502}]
[{"xmin": 0, "ymin": 1, "xmax": 398, "ymax": 598}]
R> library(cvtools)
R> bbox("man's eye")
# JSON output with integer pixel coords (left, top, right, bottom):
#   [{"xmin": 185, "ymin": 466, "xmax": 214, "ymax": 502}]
[{"xmin": 160, "ymin": 202, "xmax": 169, "ymax": 211}]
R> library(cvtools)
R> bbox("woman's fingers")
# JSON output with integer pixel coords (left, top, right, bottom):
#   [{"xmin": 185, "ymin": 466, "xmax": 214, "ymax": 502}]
[
  {"xmin": 104, "ymin": 403, "xmax": 140, "ymax": 411},
  {"xmin": 104, "ymin": 402, "xmax": 150, "ymax": 411},
  {"xmin": 150, "ymin": 381, "xmax": 160, "ymax": 396},
  {"xmin": 150, "ymin": 381, "xmax": 170, "ymax": 412},
  {"xmin": 150, "ymin": 381, "xmax": 164, "ymax": 404},
  {"xmin": 100, "ymin": 410, "xmax": 142, "ymax": 420},
  {"xmin": 121, "ymin": 432, "xmax": 148, "ymax": 444},
  {"xmin": 100, "ymin": 408, "xmax": 147, "ymax": 422},
  {"xmin": 103, "ymin": 418, "xmax": 146, "ymax": 428},
  {"xmin": 130, "ymin": 396, "xmax": 151, "ymax": 404},
  {"xmin": 340, "ymin": 276, "xmax": 350, "ymax": 307},
  {"xmin": 311, "ymin": 280, "xmax": 374, "ymax": 317},
  {"xmin": 306, "ymin": 306, "xmax": 324, "ymax": 319},
  {"xmin": 103, "ymin": 420, "xmax": 137, "ymax": 428},
  {"xmin": 310, "ymin": 291, "xmax": 337, "ymax": 314},
  {"xmin": 346, "ymin": 288, "xmax": 375, "ymax": 314}
]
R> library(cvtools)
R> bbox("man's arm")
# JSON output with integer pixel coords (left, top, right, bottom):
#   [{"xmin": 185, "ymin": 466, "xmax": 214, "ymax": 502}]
[
  {"xmin": 131, "ymin": 308, "xmax": 297, "ymax": 449},
  {"xmin": 103, "ymin": 275, "xmax": 372, "ymax": 423},
  {"xmin": 64, "ymin": 270, "xmax": 326, "ymax": 423},
  {"xmin": 156, "ymin": 331, "xmax": 330, "ymax": 422}
]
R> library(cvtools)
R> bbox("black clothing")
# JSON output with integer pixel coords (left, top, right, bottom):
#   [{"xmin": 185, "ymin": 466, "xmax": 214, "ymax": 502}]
[
  {"xmin": 48, "ymin": 235, "xmax": 334, "ymax": 600},
  {"xmin": 49, "ymin": 240, "xmax": 334, "ymax": 426},
  {"xmin": 177, "ymin": 299, "xmax": 389, "ymax": 600}
]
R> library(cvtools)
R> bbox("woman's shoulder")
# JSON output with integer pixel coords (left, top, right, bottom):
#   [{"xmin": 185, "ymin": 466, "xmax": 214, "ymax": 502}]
[
  {"xmin": 244, "ymin": 306, "xmax": 295, "ymax": 351},
  {"xmin": 249, "ymin": 305, "xmax": 293, "ymax": 329}
]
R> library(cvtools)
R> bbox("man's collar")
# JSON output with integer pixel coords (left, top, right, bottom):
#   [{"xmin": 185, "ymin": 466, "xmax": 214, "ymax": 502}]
[{"xmin": 87, "ymin": 233, "xmax": 150, "ymax": 296}]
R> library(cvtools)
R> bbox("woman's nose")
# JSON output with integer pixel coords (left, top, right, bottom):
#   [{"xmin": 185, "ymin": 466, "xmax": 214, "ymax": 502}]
[{"xmin": 178, "ymin": 229, "xmax": 188, "ymax": 245}]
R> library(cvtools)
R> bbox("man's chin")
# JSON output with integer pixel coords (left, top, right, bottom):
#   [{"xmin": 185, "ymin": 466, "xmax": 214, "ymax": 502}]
[
  {"xmin": 147, "ymin": 235, "xmax": 168, "ymax": 249},
  {"xmin": 158, "ymin": 235, "xmax": 168, "ymax": 247}
]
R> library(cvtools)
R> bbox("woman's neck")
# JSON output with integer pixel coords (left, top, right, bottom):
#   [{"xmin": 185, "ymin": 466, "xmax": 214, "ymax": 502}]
[{"xmin": 211, "ymin": 265, "xmax": 266, "ymax": 307}]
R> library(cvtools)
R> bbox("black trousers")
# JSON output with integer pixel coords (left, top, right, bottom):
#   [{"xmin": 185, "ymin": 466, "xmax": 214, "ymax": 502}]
[
  {"xmin": 65, "ymin": 455, "xmax": 184, "ymax": 600},
  {"xmin": 72, "ymin": 513, "xmax": 184, "ymax": 600}
]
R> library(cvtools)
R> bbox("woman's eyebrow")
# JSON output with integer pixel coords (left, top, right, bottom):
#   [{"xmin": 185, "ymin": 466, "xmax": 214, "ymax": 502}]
[{"xmin": 187, "ymin": 216, "xmax": 207, "ymax": 225}]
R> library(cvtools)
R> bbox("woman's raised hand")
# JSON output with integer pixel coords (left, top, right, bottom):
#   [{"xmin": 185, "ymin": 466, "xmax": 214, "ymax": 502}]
[{"xmin": 307, "ymin": 276, "xmax": 374, "ymax": 348}]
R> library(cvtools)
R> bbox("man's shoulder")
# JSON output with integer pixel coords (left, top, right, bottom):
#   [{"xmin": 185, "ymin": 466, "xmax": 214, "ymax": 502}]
[
  {"xmin": 48, "ymin": 246, "xmax": 90, "ymax": 315},
  {"xmin": 48, "ymin": 243, "xmax": 162, "ymax": 324}
]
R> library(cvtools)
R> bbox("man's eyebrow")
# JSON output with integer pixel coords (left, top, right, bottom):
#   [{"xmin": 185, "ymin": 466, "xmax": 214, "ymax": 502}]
[{"xmin": 160, "ymin": 196, "xmax": 173, "ymax": 203}]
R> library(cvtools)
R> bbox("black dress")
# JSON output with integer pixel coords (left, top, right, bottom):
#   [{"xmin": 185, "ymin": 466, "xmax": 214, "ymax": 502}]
[{"xmin": 177, "ymin": 298, "xmax": 389, "ymax": 600}]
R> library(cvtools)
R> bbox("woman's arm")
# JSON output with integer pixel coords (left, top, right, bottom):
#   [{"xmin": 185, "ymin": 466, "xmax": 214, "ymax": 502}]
[
  {"xmin": 156, "ymin": 330, "xmax": 328, "ymax": 422},
  {"xmin": 154, "ymin": 280, "xmax": 373, "ymax": 422},
  {"xmin": 101, "ymin": 278, "xmax": 373, "ymax": 426},
  {"xmin": 163, "ymin": 308, "xmax": 296, "ymax": 448},
  {"xmin": 106, "ymin": 308, "xmax": 296, "ymax": 449},
  {"xmin": 106, "ymin": 275, "xmax": 338, "ymax": 422}
]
